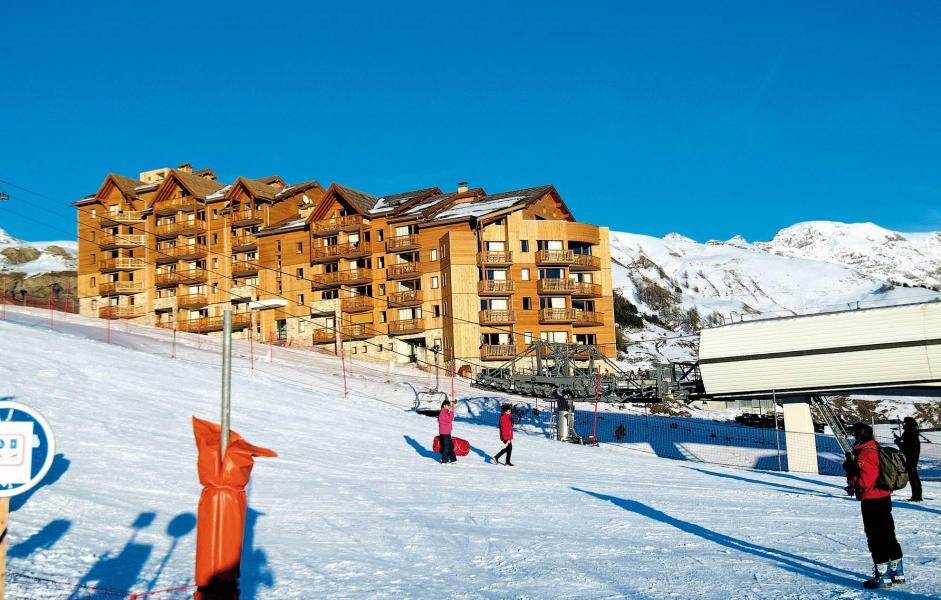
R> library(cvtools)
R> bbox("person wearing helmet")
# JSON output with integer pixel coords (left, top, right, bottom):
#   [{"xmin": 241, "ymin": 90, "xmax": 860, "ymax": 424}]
[
  {"xmin": 844, "ymin": 422, "xmax": 905, "ymax": 589},
  {"xmin": 894, "ymin": 417, "xmax": 922, "ymax": 502}
]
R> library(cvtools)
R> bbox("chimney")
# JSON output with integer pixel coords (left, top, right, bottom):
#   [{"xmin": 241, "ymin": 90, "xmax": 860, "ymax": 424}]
[
  {"xmin": 298, "ymin": 195, "xmax": 315, "ymax": 219},
  {"xmin": 457, "ymin": 181, "xmax": 469, "ymax": 193}
]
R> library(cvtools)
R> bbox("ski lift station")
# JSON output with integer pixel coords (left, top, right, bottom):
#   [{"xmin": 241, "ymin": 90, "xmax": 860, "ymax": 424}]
[{"xmin": 697, "ymin": 301, "xmax": 941, "ymax": 472}]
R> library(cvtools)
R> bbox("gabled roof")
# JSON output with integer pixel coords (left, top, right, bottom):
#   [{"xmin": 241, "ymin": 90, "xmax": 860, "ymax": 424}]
[
  {"xmin": 235, "ymin": 177, "xmax": 279, "ymax": 201},
  {"xmin": 423, "ymin": 185, "xmax": 569, "ymax": 225},
  {"xmin": 171, "ymin": 169, "xmax": 227, "ymax": 199},
  {"xmin": 275, "ymin": 179, "xmax": 323, "ymax": 200},
  {"xmin": 256, "ymin": 215, "xmax": 308, "ymax": 236},
  {"xmin": 333, "ymin": 183, "xmax": 378, "ymax": 215},
  {"xmin": 109, "ymin": 173, "xmax": 147, "ymax": 198},
  {"xmin": 371, "ymin": 187, "xmax": 440, "ymax": 215},
  {"xmin": 254, "ymin": 175, "xmax": 286, "ymax": 187}
]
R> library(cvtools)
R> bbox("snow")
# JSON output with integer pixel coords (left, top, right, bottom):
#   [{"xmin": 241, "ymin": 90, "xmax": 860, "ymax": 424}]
[
  {"xmin": 0, "ymin": 229, "xmax": 77, "ymax": 275},
  {"xmin": 431, "ymin": 196, "xmax": 526, "ymax": 221},
  {"xmin": 1, "ymin": 305, "xmax": 938, "ymax": 598}
]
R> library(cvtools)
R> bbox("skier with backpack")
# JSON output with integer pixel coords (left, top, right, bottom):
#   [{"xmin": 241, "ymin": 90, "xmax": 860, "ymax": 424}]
[{"xmin": 843, "ymin": 422, "xmax": 907, "ymax": 589}]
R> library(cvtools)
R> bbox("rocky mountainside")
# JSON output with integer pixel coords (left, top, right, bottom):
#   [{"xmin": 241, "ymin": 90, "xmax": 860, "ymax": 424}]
[{"xmin": 0, "ymin": 227, "xmax": 77, "ymax": 298}]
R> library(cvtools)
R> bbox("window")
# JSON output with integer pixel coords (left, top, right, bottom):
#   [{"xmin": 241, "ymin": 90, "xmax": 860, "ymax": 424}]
[
  {"xmin": 352, "ymin": 347, "xmax": 357, "ymax": 355},
  {"xmin": 322, "ymin": 289, "xmax": 338, "ymax": 300},
  {"xmin": 299, "ymin": 320, "xmax": 306, "ymax": 333},
  {"xmin": 442, "ymin": 273, "xmax": 447, "ymax": 287},
  {"xmin": 521, "ymin": 268, "xmax": 530, "ymax": 281},
  {"xmin": 522, "ymin": 297, "xmax": 532, "ymax": 310},
  {"xmin": 434, "ymin": 338, "xmax": 441, "ymax": 351},
  {"xmin": 440, "ymin": 244, "xmax": 446, "ymax": 258},
  {"xmin": 212, "ymin": 233, "xmax": 218, "ymax": 244},
  {"xmin": 524, "ymin": 332, "xmax": 533, "ymax": 344},
  {"xmin": 296, "ymin": 242, "xmax": 303, "ymax": 254},
  {"xmin": 213, "ymin": 258, "xmax": 219, "ymax": 268},
  {"xmin": 91, "ymin": 299, "xmax": 98, "ymax": 310},
  {"xmin": 276, "ymin": 241, "xmax": 282, "ymax": 251},
  {"xmin": 91, "ymin": 209, "xmax": 97, "ymax": 218},
  {"xmin": 380, "ymin": 311, "xmax": 387, "ymax": 323},
  {"xmin": 377, "ymin": 256, "xmax": 385, "ymax": 269},
  {"xmin": 377, "ymin": 230, "xmax": 384, "ymax": 241},
  {"xmin": 443, "ymin": 301, "xmax": 448, "ymax": 316},
  {"xmin": 297, "ymin": 294, "xmax": 305, "ymax": 305},
  {"xmin": 520, "ymin": 240, "xmax": 529, "ymax": 252},
  {"xmin": 212, "ymin": 209, "xmax": 219, "ymax": 220},
  {"xmin": 430, "ymin": 249, "xmax": 438, "ymax": 261},
  {"xmin": 433, "ymin": 305, "xmax": 441, "ymax": 318},
  {"xmin": 90, "ymin": 231, "xmax": 96, "ymax": 241},
  {"xmin": 378, "ymin": 284, "xmax": 386, "ymax": 296},
  {"xmin": 90, "ymin": 276, "xmax": 97, "ymax": 287},
  {"xmin": 431, "ymin": 276, "xmax": 439, "ymax": 289},
  {"xmin": 297, "ymin": 268, "xmax": 304, "ymax": 279},
  {"xmin": 90, "ymin": 253, "xmax": 96, "ymax": 264},
  {"xmin": 362, "ymin": 345, "xmax": 368, "ymax": 354}
]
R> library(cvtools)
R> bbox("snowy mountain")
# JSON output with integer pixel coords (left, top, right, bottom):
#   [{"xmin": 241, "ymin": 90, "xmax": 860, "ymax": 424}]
[
  {"xmin": 0, "ymin": 305, "xmax": 938, "ymax": 598},
  {"xmin": 0, "ymin": 227, "xmax": 77, "ymax": 298},
  {"xmin": 610, "ymin": 222, "xmax": 941, "ymax": 366}
]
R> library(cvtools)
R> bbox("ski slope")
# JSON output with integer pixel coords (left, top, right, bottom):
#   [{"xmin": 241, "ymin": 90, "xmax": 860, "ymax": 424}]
[{"xmin": 0, "ymin": 307, "xmax": 938, "ymax": 599}]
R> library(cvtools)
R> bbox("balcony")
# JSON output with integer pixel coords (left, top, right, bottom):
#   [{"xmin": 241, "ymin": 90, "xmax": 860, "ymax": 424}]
[
  {"xmin": 389, "ymin": 318, "xmax": 424, "ymax": 336},
  {"xmin": 311, "ymin": 242, "xmax": 369, "ymax": 263},
  {"xmin": 387, "ymin": 262, "xmax": 420, "ymax": 280},
  {"xmin": 342, "ymin": 323, "xmax": 374, "ymax": 340},
  {"xmin": 230, "ymin": 206, "xmax": 263, "ymax": 226},
  {"xmin": 385, "ymin": 234, "xmax": 419, "ymax": 253},
  {"xmin": 573, "ymin": 310, "xmax": 604, "ymax": 326},
  {"xmin": 341, "ymin": 295, "xmax": 373, "ymax": 313},
  {"xmin": 312, "ymin": 269, "xmax": 374, "ymax": 288},
  {"xmin": 571, "ymin": 282, "xmax": 602, "ymax": 297},
  {"xmin": 539, "ymin": 308, "xmax": 577, "ymax": 323},
  {"xmin": 175, "ymin": 312, "xmax": 252, "ymax": 333},
  {"xmin": 100, "ymin": 281, "xmax": 144, "ymax": 295},
  {"xmin": 177, "ymin": 293, "xmax": 209, "ymax": 309},
  {"xmin": 154, "ymin": 196, "xmax": 198, "ymax": 216},
  {"xmin": 477, "ymin": 251, "xmax": 513, "ymax": 266},
  {"xmin": 155, "ymin": 220, "xmax": 205, "ymax": 239},
  {"xmin": 478, "ymin": 280, "xmax": 515, "ymax": 295},
  {"xmin": 101, "ymin": 211, "xmax": 144, "ymax": 225},
  {"xmin": 570, "ymin": 253, "xmax": 601, "ymax": 271},
  {"xmin": 101, "ymin": 234, "xmax": 147, "ymax": 249},
  {"xmin": 479, "ymin": 309, "xmax": 516, "ymax": 325},
  {"xmin": 155, "ymin": 244, "xmax": 207, "ymax": 262},
  {"xmin": 311, "ymin": 215, "xmax": 363, "ymax": 236},
  {"xmin": 232, "ymin": 260, "xmax": 259, "ymax": 276},
  {"xmin": 480, "ymin": 344, "xmax": 519, "ymax": 360},
  {"xmin": 387, "ymin": 289, "xmax": 422, "ymax": 307},
  {"xmin": 98, "ymin": 306, "xmax": 144, "ymax": 319},
  {"xmin": 313, "ymin": 329, "xmax": 336, "ymax": 344},
  {"xmin": 99, "ymin": 257, "xmax": 146, "ymax": 272},
  {"xmin": 155, "ymin": 269, "xmax": 207, "ymax": 287},
  {"xmin": 535, "ymin": 249, "xmax": 575, "ymax": 265},
  {"xmin": 232, "ymin": 235, "xmax": 257, "ymax": 251},
  {"xmin": 537, "ymin": 279, "xmax": 575, "ymax": 294}
]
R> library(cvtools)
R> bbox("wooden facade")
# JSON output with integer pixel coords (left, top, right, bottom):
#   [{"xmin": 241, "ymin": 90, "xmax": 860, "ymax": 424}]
[{"xmin": 75, "ymin": 167, "xmax": 616, "ymax": 371}]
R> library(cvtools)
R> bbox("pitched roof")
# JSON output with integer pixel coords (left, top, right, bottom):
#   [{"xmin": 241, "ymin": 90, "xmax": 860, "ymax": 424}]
[
  {"xmin": 332, "ymin": 183, "xmax": 379, "ymax": 215},
  {"xmin": 371, "ymin": 187, "xmax": 440, "ymax": 214},
  {"xmin": 426, "ymin": 185, "xmax": 557, "ymax": 223},
  {"xmin": 276, "ymin": 179, "xmax": 321, "ymax": 199},
  {"xmin": 254, "ymin": 175, "xmax": 285, "ymax": 186},
  {"xmin": 172, "ymin": 169, "xmax": 227, "ymax": 199},
  {"xmin": 238, "ymin": 177, "xmax": 279, "ymax": 201},
  {"xmin": 108, "ymin": 173, "xmax": 147, "ymax": 199}
]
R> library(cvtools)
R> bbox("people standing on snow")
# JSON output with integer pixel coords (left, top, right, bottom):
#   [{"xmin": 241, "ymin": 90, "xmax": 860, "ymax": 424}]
[
  {"xmin": 894, "ymin": 417, "xmax": 922, "ymax": 502},
  {"xmin": 843, "ymin": 422, "xmax": 905, "ymax": 589},
  {"xmin": 438, "ymin": 399, "xmax": 457, "ymax": 464},
  {"xmin": 492, "ymin": 403, "xmax": 514, "ymax": 466}
]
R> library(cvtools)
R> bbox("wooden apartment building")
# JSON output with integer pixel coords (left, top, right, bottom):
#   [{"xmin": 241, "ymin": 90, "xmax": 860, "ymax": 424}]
[{"xmin": 74, "ymin": 165, "xmax": 616, "ymax": 369}]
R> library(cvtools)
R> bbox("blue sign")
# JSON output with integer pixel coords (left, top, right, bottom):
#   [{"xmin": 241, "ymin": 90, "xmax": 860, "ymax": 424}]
[{"xmin": 0, "ymin": 401, "xmax": 56, "ymax": 497}]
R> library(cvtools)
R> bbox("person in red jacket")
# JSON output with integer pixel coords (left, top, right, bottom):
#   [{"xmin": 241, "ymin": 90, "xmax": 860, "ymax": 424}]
[
  {"xmin": 438, "ymin": 399, "xmax": 457, "ymax": 464},
  {"xmin": 492, "ymin": 403, "xmax": 514, "ymax": 466},
  {"xmin": 844, "ymin": 422, "xmax": 905, "ymax": 589}
]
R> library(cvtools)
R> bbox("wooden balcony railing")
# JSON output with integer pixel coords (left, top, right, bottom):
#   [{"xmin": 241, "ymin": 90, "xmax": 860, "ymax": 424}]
[
  {"xmin": 101, "ymin": 211, "xmax": 144, "ymax": 224},
  {"xmin": 154, "ymin": 196, "xmax": 198, "ymax": 215},
  {"xmin": 573, "ymin": 310, "xmax": 603, "ymax": 326},
  {"xmin": 387, "ymin": 262, "xmax": 420, "ymax": 280},
  {"xmin": 177, "ymin": 293, "xmax": 209, "ymax": 309},
  {"xmin": 311, "ymin": 242, "xmax": 368, "ymax": 262},
  {"xmin": 385, "ymin": 234, "xmax": 419, "ymax": 253},
  {"xmin": 340, "ymin": 295, "xmax": 373, "ymax": 313},
  {"xmin": 101, "ymin": 234, "xmax": 147, "ymax": 248},
  {"xmin": 387, "ymin": 289, "xmax": 422, "ymax": 307},
  {"xmin": 537, "ymin": 279, "xmax": 576, "ymax": 294},
  {"xmin": 313, "ymin": 329, "xmax": 336, "ymax": 344},
  {"xmin": 232, "ymin": 260, "xmax": 259, "ymax": 275},
  {"xmin": 478, "ymin": 280, "xmax": 515, "ymax": 295},
  {"xmin": 99, "ymin": 281, "xmax": 144, "ymax": 295},
  {"xmin": 571, "ymin": 253, "xmax": 601, "ymax": 270},
  {"xmin": 155, "ymin": 244, "xmax": 208, "ymax": 262},
  {"xmin": 313, "ymin": 269, "xmax": 374, "ymax": 287},
  {"xmin": 232, "ymin": 235, "xmax": 257, "ymax": 250},
  {"xmin": 480, "ymin": 344, "xmax": 519, "ymax": 360},
  {"xmin": 539, "ymin": 308, "xmax": 577, "ymax": 323},
  {"xmin": 477, "ymin": 251, "xmax": 513, "ymax": 265},
  {"xmin": 155, "ymin": 269, "xmax": 207, "ymax": 287},
  {"xmin": 571, "ymin": 282, "xmax": 602, "ymax": 297},
  {"xmin": 98, "ymin": 306, "xmax": 144, "ymax": 319},
  {"xmin": 311, "ymin": 215, "xmax": 363, "ymax": 235},
  {"xmin": 155, "ymin": 220, "xmax": 205, "ymax": 238},
  {"xmin": 389, "ymin": 318, "xmax": 424, "ymax": 335},
  {"xmin": 479, "ymin": 309, "xmax": 516, "ymax": 324},
  {"xmin": 99, "ymin": 257, "xmax": 146, "ymax": 272},
  {"xmin": 535, "ymin": 249, "xmax": 576, "ymax": 265},
  {"xmin": 175, "ymin": 312, "xmax": 251, "ymax": 333},
  {"xmin": 230, "ymin": 206, "xmax": 263, "ymax": 225},
  {"xmin": 342, "ymin": 323, "xmax": 373, "ymax": 340}
]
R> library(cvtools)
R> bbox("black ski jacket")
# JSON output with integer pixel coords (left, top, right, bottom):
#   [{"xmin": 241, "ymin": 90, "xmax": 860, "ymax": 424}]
[{"xmin": 895, "ymin": 428, "xmax": 920, "ymax": 464}]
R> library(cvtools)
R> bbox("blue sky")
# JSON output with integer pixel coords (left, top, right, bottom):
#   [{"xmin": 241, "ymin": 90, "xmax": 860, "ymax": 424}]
[{"xmin": 1, "ymin": 1, "xmax": 940, "ymax": 242}]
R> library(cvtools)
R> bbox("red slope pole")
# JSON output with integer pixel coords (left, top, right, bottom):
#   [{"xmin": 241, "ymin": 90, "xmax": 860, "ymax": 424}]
[
  {"xmin": 338, "ymin": 332, "xmax": 348, "ymax": 399},
  {"xmin": 450, "ymin": 352, "xmax": 456, "ymax": 403},
  {"xmin": 48, "ymin": 286, "xmax": 53, "ymax": 329},
  {"xmin": 592, "ymin": 366, "xmax": 601, "ymax": 445},
  {"xmin": 249, "ymin": 312, "xmax": 255, "ymax": 372}
]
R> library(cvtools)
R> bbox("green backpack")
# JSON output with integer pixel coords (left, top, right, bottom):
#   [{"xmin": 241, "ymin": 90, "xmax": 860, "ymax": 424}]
[{"xmin": 876, "ymin": 445, "xmax": 909, "ymax": 491}]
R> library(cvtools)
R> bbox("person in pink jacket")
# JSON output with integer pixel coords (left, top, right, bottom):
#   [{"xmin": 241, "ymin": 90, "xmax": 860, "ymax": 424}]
[
  {"xmin": 492, "ymin": 403, "xmax": 514, "ymax": 466},
  {"xmin": 438, "ymin": 399, "xmax": 457, "ymax": 464}
]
